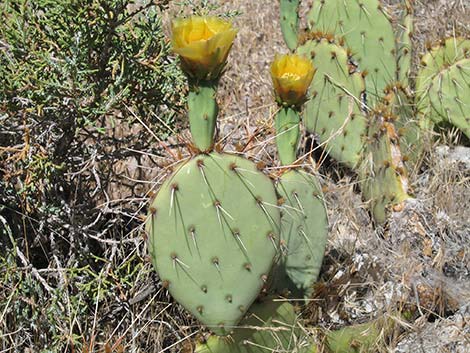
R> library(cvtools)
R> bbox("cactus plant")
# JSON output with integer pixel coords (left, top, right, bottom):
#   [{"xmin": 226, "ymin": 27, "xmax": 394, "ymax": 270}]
[
  {"xmin": 280, "ymin": 0, "xmax": 300, "ymax": 51},
  {"xmin": 427, "ymin": 58, "xmax": 470, "ymax": 139},
  {"xmin": 273, "ymin": 170, "xmax": 328, "ymax": 298},
  {"xmin": 195, "ymin": 298, "xmax": 310, "ymax": 353},
  {"xmin": 269, "ymin": 53, "xmax": 329, "ymax": 297},
  {"xmin": 195, "ymin": 298, "xmax": 394, "ymax": 353},
  {"xmin": 307, "ymin": 0, "xmax": 397, "ymax": 105},
  {"xmin": 147, "ymin": 153, "xmax": 281, "ymax": 335},
  {"xmin": 359, "ymin": 106, "xmax": 411, "ymax": 224},
  {"xmin": 297, "ymin": 36, "xmax": 368, "ymax": 169},
  {"xmin": 396, "ymin": 0, "xmax": 414, "ymax": 86},
  {"xmin": 188, "ymin": 81, "xmax": 219, "ymax": 151},
  {"xmin": 146, "ymin": 16, "xmax": 283, "ymax": 335}
]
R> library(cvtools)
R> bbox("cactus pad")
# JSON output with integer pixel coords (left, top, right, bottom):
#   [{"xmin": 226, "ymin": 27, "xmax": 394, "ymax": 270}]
[
  {"xmin": 307, "ymin": 0, "xmax": 397, "ymax": 104},
  {"xmin": 280, "ymin": 0, "xmax": 300, "ymax": 51},
  {"xmin": 297, "ymin": 37, "xmax": 367, "ymax": 169},
  {"xmin": 188, "ymin": 82, "xmax": 219, "ymax": 152},
  {"xmin": 416, "ymin": 38, "xmax": 470, "ymax": 125},
  {"xmin": 383, "ymin": 85, "xmax": 428, "ymax": 168},
  {"xmin": 275, "ymin": 107, "xmax": 301, "ymax": 166},
  {"xmin": 147, "ymin": 153, "xmax": 281, "ymax": 334},
  {"xmin": 416, "ymin": 37, "xmax": 470, "ymax": 93},
  {"xmin": 195, "ymin": 298, "xmax": 310, "ymax": 353},
  {"xmin": 396, "ymin": 1, "xmax": 413, "ymax": 86},
  {"xmin": 272, "ymin": 170, "xmax": 328, "ymax": 298},
  {"xmin": 359, "ymin": 108, "xmax": 411, "ymax": 224},
  {"xmin": 427, "ymin": 58, "xmax": 470, "ymax": 139}
]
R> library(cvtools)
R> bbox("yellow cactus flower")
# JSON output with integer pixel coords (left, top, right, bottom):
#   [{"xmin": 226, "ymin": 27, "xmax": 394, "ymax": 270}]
[
  {"xmin": 171, "ymin": 16, "xmax": 237, "ymax": 80},
  {"xmin": 270, "ymin": 54, "xmax": 315, "ymax": 106}
]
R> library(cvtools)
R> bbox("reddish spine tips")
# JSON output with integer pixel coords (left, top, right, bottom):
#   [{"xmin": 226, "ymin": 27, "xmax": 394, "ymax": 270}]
[
  {"xmin": 171, "ymin": 183, "xmax": 179, "ymax": 191},
  {"xmin": 149, "ymin": 207, "xmax": 157, "ymax": 215}
]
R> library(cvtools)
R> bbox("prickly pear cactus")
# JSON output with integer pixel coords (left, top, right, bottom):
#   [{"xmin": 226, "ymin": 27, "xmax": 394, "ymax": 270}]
[
  {"xmin": 280, "ymin": 0, "xmax": 300, "ymax": 51},
  {"xmin": 195, "ymin": 298, "xmax": 310, "ymax": 353},
  {"xmin": 273, "ymin": 170, "xmax": 328, "ymax": 298},
  {"xmin": 416, "ymin": 37, "xmax": 470, "ymax": 94},
  {"xmin": 147, "ymin": 152, "xmax": 281, "ymax": 335},
  {"xmin": 297, "ymin": 36, "xmax": 368, "ymax": 169},
  {"xmin": 396, "ymin": 0, "xmax": 413, "ymax": 86},
  {"xmin": 359, "ymin": 107, "xmax": 411, "ymax": 224},
  {"xmin": 416, "ymin": 38, "xmax": 470, "ymax": 128},
  {"xmin": 307, "ymin": 0, "xmax": 397, "ymax": 105},
  {"xmin": 427, "ymin": 58, "xmax": 470, "ymax": 139},
  {"xmin": 188, "ymin": 81, "xmax": 219, "ymax": 152},
  {"xmin": 382, "ymin": 84, "xmax": 427, "ymax": 169},
  {"xmin": 275, "ymin": 107, "xmax": 300, "ymax": 166}
]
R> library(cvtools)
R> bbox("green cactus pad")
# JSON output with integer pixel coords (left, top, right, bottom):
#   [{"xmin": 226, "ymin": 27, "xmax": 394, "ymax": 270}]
[
  {"xmin": 359, "ymin": 109, "xmax": 411, "ymax": 224},
  {"xmin": 275, "ymin": 107, "xmax": 301, "ymax": 166},
  {"xmin": 396, "ymin": 1, "xmax": 413, "ymax": 87},
  {"xmin": 188, "ymin": 81, "xmax": 218, "ymax": 152},
  {"xmin": 147, "ymin": 153, "xmax": 281, "ymax": 335},
  {"xmin": 195, "ymin": 298, "xmax": 311, "ymax": 353},
  {"xmin": 297, "ymin": 37, "xmax": 367, "ymax": 169},
  {"xmin": 427, "ymin": 58, "xmax": 470, "ymax": 139},
  {"xmin": 280, "ymin": 0, "xmax": 300, "ymax": 51},
  {"xmin": 416, "ymin": 37, "xmax": 470, "ymax": 93},
  {"xmin": 272, "ymin": 170, "xmax": 328, "ymax": 299},
  {"xmin": 307, "ymin": 0, "xmax": 397, "ymax": 104},
  {"xmin": 416, "ymin": 38, "xmax": 470, "ymax": 125},
  {"xmin": 383, "ymin": 85, "xmax": 429, "ymax": 169}
]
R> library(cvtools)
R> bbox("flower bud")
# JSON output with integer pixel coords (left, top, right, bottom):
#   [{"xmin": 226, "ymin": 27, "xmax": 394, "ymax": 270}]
[
  {"xmin": 270, "ymin": 54, "xmax": 315, "ymax": 106},
  {"xmin": 171, "ymin": 16, "xmax": 237, "ymax": 81}
]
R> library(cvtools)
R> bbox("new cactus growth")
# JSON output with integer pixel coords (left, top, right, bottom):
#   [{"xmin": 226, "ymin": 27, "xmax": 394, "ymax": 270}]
[
  {"xmin": 307, "ymin": 0, "xmax": 397, "ymax": 105},
  {"xmin": 188, "ymin": 81, "xmax": 218, "ymax": 151},
  {"xmin": 297, "ymin": 36, "xmax": 368, "ymax": 169},
  {"xmin": 280, "ymin": 0, "xmax": 300, "ymax": 51},
  {"xmin": 275, "ymin": 107, "xmax": 301, "ymax": 165},
  {"xmin": 147, "ymin": 153, "xmax": 281, "ymax": 335}
]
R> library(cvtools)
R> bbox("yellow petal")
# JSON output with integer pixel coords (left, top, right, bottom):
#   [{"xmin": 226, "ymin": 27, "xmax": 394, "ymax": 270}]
[
  {"xmin": 171, "ymin": 16, "xmax": 237, "ymax": 80},
  {"xmin": 270, "ymin": 54, "xmax": 315, "ymax": 105}
]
